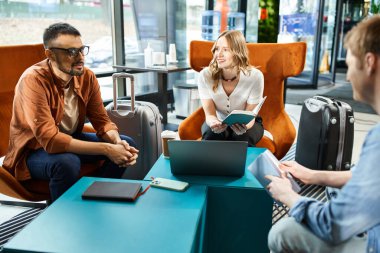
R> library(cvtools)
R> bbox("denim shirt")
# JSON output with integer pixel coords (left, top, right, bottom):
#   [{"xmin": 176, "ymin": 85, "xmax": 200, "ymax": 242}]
[{"xmin": 290, "ymin": 123, "xmax": 380, "ymax": 253}]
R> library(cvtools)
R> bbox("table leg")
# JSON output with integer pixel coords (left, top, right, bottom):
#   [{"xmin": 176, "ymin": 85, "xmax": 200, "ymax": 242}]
[
  {"xmin": 157, "ymin": 73, "xmax": 168, "ymax": 124},
  {"xmin": 202, "ymin": 187, "xmax": 273, "ymax": 253}
]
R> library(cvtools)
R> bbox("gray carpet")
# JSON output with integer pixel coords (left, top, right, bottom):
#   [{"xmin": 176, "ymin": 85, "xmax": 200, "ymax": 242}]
[
  {"xmin": 286, "ymin": 73, "xmax": 376, "ymax": 115},
  {"xmin": 0, "ymin": 207, "xmax": 45, "ymax": 251},
  {"xmin": 322, "ymin": 85, "xmax": 376, "ymax": 114}
]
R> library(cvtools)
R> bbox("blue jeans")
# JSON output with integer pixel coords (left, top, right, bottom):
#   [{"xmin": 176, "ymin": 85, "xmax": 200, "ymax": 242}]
[{"xmin": 26, "ymin": 133, "xmax": 136, "ymax": 202}]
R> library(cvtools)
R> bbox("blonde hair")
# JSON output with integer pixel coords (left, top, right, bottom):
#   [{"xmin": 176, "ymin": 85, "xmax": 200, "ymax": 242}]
[
  {"xmin": 344, "ymin": 15, "xmax": 380, "ymax": 68},
  {"xmin": 209, "ymin": 30, "xmax": 251, "ymax": 91}
]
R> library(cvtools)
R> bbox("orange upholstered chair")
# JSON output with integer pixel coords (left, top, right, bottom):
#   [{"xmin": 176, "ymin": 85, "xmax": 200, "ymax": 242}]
[
  {"xmin": 178, "ymin": 41, "xmax": 306, "ymax": 159},
  {"xmin": 0, "ymin": 44, "xmax": 99, "ymax": 204}
]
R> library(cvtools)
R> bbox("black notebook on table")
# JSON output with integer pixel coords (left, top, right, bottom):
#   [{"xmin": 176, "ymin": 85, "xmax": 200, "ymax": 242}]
[{"xmin": 82, "ymin": 181, "xmax": 142, "ymax": 202}]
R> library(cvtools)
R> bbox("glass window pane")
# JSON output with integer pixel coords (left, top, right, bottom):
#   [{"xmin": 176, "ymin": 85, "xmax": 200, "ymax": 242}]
[
  {"xmin": 319, "ymin": 0, "xmax": 337, "ymax": 75},
  {"xmin": 186, "ymin": 0, "xmax": 206, "ymax": 47},
  {"xmin": 121, "ymin": 0, "xmax": 198, "ymax": 97},
  {"xmin": 98, "ymin": 76, "xmax": 113, "ymax": 101},
  {"xmin": 213, "ymin": 0, "xmax": 239, "ymax": 33},
  {"xmin": 0, "ymin": 0, "xmax": 113, "ymax": 74},
  {"xmin": 278, "ymin": 0, "xmax": 319, "ymax": 84}
]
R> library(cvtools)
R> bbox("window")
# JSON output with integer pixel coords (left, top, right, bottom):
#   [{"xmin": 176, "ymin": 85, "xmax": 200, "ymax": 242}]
[
  {"xmin": 0, "ymin": 0, "xmax": 212, "ymax": 100},
  {"xmin": 1, "ymin": 0, "xmax": 113, "ymax": 70}
]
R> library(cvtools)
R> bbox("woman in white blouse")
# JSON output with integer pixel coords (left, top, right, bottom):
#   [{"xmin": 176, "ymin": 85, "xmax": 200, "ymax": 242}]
[{"xmin": 198, "ymin": 30, "xmax": 264, "ymax": 146}]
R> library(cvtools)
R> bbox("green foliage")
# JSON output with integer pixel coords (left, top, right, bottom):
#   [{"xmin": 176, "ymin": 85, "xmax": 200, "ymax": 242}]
[
  {"xmin": 371, "ymin": 0, "xmax": 380, "ymax": 14},
  {"xmin": 258, "ymin": 0, "xmax": 279, "ymax": 43}
]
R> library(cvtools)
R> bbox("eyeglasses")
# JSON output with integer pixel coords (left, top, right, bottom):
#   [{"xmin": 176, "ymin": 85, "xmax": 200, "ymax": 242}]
[{"xmin": 49, "ymin": 46, "xmax": 90, "ymax": 57}]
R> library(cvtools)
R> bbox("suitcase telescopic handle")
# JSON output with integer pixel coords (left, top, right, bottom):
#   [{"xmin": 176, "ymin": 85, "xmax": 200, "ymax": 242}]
[
  {"xmin": 112, "ymin": 72, "xmax": 135, "ymax": 117},
  {"xmin": 313, "ymin": 95, "xmax": 334, "ymax": 104}
]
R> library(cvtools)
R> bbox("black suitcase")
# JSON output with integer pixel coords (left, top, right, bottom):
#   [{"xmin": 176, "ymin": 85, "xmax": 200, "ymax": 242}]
[
  {"xmin": 295, "ymin": 96, "xmax": 354, "ymax": 171},
  {"xmin": 105, "ymin": 73, "xmax": 162, "ymax": 179}
]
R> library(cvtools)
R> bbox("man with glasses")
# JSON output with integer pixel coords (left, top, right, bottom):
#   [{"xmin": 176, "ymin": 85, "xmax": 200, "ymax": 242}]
[
  {"xmin": 3, "ymin": 23, "xmax": 139, "ymax": 202},
  {"xmin": 266, "ymin": 16, "xmax": 380, "ymax": 253}
]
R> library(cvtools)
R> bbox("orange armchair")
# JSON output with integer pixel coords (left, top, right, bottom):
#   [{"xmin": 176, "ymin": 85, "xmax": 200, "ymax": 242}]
[
  {"xmin": 0, "ymin": 44, "xmax": 100, "ymax": 204},
  {"xmin": 178, "ymin": 41, "xmax": 306, "ymax": 159}
]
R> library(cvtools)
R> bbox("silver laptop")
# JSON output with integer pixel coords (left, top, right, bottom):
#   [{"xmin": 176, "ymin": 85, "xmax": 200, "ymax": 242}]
[{"xmin": 168, "ymin": 140, "xmax": 248, "ymax": 177}]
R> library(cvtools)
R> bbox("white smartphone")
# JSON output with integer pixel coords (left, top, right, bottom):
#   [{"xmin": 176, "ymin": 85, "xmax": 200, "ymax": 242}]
[{"xmin": 150, "ymin": 178, "xmax": 189, "ymax": 192}]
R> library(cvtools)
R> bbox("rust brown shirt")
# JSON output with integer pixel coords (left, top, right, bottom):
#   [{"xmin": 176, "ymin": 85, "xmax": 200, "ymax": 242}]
[{"xmin": 3, "ymin": 59, "xmax": 118, "ymax": 181}]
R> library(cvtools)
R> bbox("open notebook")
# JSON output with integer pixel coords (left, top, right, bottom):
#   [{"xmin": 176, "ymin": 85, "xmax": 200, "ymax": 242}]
[{"xmin": 222, "ymin": 96, "xmax": 267, "ymax": 126}]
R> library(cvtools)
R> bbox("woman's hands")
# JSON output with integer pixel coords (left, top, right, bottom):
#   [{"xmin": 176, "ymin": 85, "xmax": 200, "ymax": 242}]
[
  {"xmin": 230, "ymin": 115, "xmax": 255, "ymax": 136},
  {"xmin": 206, "ymin": 116, "xmax": 227, "ymax": 133},
  {"xmin": 230, "ymin": 124, "xmax": 247, "ymax": 135},
  {"xmin": 206, "ymin": 117, "xmax": 250, "ymax": 136}
]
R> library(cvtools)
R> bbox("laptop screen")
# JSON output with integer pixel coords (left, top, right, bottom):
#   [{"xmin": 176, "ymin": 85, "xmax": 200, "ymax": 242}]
[{"xmin": 168, "ymin": 140, "xmax": 248, "ymax": 177}]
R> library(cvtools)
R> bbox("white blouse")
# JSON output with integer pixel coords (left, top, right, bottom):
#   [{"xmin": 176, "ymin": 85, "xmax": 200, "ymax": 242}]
[{"xmin": 198, "ymin": 67, "xmax": 264, "ymax": 121}]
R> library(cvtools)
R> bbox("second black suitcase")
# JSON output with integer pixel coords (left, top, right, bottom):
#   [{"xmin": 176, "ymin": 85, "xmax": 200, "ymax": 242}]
[
  {"xmin": 295, "ymin": 96, "xmax": 354, "ymax": 171},
  {"xmin": 106, "ymin": 73, "xmax": 162, "ymax": 179}
]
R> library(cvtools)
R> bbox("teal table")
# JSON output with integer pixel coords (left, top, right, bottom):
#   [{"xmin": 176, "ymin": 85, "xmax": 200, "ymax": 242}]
[
  {"xmin": 3, "ymin": 177, "xmax": 207, "ymax": 253},
  {"xmin": 145, "ymin": 147, "xmax": 273, "ymax": 253}
]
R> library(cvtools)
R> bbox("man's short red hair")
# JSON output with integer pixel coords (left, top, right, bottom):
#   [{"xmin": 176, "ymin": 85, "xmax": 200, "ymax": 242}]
[{"xmin": 344, "ymin": 15, "xmax": 380, "ymax": 66}]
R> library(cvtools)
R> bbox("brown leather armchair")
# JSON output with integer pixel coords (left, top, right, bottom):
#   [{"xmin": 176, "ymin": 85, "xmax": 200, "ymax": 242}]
[
  {"xmin": 178, "ymin": 41, "xmax": 306, "ymax": 160},
  {"xmin": 0, "ymin": 44, "xmax": 100, "ymax": 205}
]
